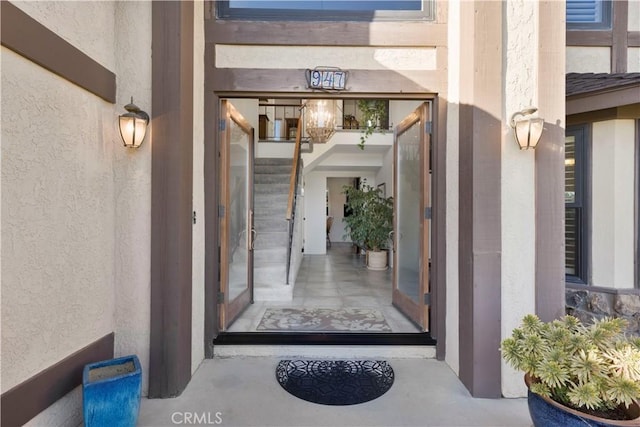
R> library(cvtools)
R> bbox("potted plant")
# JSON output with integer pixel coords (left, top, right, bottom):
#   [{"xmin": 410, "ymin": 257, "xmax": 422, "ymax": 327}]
[
  {"xmin": 357, "ymin": 100, "xmax": 387, "ymax": 149},
  {"xmin": 501, "ymin": 314, "xmax": 640, "ymax": 426},
  {"xmin": 342, "ymin": 181, "xmax": 393, "ymax": 270}
]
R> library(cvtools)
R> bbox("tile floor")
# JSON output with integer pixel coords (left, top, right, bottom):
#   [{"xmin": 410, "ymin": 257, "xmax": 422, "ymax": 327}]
[
  {"xmin": 228, "ymin": 243, "xmax": 420, "ymax": 332},
  {"xmin": 138, "ymin": 357, "xmax": 532, "ymax": 427}
]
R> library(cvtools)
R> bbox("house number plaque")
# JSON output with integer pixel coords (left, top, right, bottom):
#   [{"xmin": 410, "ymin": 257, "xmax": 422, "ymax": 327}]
[{"xmin": 306, "ymin": 67, "xmax": 348, "ymax": 91}]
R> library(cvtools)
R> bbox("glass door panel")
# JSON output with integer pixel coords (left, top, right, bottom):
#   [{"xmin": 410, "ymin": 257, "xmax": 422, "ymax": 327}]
[
  {"xmin": 219, "ymin": 100, "xmax": 255, "ymax": 331},
  {"xmin": 392, "ymin": 102, "xmax": 430, "ymax": 331}
]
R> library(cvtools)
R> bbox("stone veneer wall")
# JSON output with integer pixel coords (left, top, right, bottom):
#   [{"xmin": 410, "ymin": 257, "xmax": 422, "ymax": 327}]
[{"xmin": 566, "ymin": 285, "xmax": 640, "ymax": 336}]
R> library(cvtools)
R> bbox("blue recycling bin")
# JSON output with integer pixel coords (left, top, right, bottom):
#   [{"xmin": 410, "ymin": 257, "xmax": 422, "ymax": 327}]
[{"xmin": 83, "ymin": 355, "xmax": 141, "ymax": 427}]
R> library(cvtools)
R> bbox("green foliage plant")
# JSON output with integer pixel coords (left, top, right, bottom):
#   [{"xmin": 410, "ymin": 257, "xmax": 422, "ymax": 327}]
[
  {"xmin": 501, "ymin": 314, "xmax": 640, "ymax": 417},
  {"xmin": 357, "ymin": 100, "xmax": 387, "ymax": 150},
  {"xmin": 342, "ymin": 181, "xmax": 393, "ymax": 252}
]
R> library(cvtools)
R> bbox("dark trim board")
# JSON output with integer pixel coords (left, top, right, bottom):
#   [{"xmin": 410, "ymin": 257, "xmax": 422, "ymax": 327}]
[
  {"xmin": 214, "ymin": 332, "xmax": 436, "ymax": 346},
  {"xmin": 149, "ymin": 0, "xmax": 194, "ymax": 399},
  {"xmin": 0, "ymin": 1, "xmax": 116, "ymax": 103},
  {"xmin": 1, "ymin": 333, "xmax": 114, "ymax": 427}
]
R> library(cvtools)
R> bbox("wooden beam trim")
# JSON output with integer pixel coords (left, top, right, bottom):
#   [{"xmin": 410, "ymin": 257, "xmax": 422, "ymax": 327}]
[
  {"xmin": 1, "ymin": 333, "xmax": 114, "ymax": 427},
  {"xmin": 210, "ymin": 68, "xmax": 446, "ymax": 94},
  {"xmin": 0, "ymin": 1, "xmax": 116, "ymax": 103},
  {"xmin": 629, "ymin": 31, "xmax": 640, "ymax": 47},
  {"xmin": 566, "ymin": 30, "xmax": 613, "ymax": 46},
  {"xmin": 535, "ymin": 0, "xmax": 566, "ymax": 322},
  {"xmin": 567, "ymin": 85, "xmax": 640, "ymax": 115},
  {"xmin": 611, "ymin": 0, "xmax": 628, "ymax": 73},
  {"xmin": 206, "ymin": 20, "xmax": 447, "ymax": 47},
  {"xmin": 149, "ymin": 0, "xmax": 194, "ymax": 398}
]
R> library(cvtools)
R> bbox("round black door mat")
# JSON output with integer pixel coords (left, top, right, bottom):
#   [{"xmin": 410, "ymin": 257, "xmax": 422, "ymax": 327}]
[{"xmin": 275, "ymin": 360, "xmax": 394, "ymax": 406}]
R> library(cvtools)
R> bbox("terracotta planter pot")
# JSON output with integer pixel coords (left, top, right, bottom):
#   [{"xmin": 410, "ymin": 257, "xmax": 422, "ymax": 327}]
[{"xmin": 525, "ymin": 374, "xmax": 640, "ymax": 427}]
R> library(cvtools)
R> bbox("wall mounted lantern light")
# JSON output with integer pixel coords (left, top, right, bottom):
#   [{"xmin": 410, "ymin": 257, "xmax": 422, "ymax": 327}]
[
  {"xmin": 304, "ymin": 99, "xmax": 336, "ymax": 144},
  {"xmin": 509, "ymin": 107, "xmax": 544, "ymax": 150},
  {"xmin": 118, "ymin": 97, "xmax": 149, "ymax": 148}
]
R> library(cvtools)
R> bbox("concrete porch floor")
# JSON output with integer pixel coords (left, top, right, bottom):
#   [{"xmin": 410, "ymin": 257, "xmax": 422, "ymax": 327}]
[{"xmin": 138, "ymin": 356, "xmax": 531, "ymax": 427}]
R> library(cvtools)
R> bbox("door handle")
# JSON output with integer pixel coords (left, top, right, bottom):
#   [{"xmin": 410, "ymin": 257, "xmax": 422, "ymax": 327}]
[{"xmin": 250, "ymin": 228, "xmax": 257, "ymax": 250}]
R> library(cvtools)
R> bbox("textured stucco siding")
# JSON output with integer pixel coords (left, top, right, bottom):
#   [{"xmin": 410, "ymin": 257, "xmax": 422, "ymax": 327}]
[
  {"xmin": 2, "ymin": 0, "xmax": 155, "ymax": 424},
  {"xmin": 501, "ymin": 0, "xmax": 539, "ymax": 398},
  {"xmin": 215, "ymin": 45, "xmax": 438, "ymax": 71},
  {"xmin": 1, "ymin": 47, "xmax": 116, "ymax": 391},
  {"xmin": 566, "ymin": 46, "xmax": 611, "ymax": 73},
  {"xmin": 11, "ymin": 0, "xmax": 116, "ymax": 71}
]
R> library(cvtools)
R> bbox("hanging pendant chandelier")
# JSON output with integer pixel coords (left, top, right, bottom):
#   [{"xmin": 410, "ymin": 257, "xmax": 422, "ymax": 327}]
[{"xmin": 304, "ymin": 99, "xmax": 336, "ymax": 144}]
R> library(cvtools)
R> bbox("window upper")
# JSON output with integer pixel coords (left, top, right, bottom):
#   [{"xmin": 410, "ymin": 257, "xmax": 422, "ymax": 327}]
[
  {"xmin": 566, "ymin": 0, "xmax": 612, "ymax": 30},
  {"xmin": 217, "ymin": 0, "xmax": 434, "ymax": 21}
]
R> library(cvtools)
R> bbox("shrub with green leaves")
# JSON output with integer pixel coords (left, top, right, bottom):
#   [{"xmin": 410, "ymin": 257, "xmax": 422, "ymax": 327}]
[{"xmin": 501, "ymin": 314, "xmax": 640, "ymax": 411}]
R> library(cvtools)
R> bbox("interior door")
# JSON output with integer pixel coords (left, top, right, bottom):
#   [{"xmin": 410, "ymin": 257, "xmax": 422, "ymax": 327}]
[
  {"xmin": 392, "ymin": 102, "xmax": 431, "ymax": 331},
  {"xmin": 219, "ymin": 100, "xmax": 255, "ymax": 331}
]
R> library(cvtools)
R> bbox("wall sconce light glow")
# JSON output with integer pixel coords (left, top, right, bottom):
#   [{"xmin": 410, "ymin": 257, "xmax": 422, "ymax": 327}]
[
  {"xmin": 304, "ymin": 99, "xmax": 336, "ymax": 144},
  {"xmin": 509, "ymin": 107, "xmax": 544, "ymax": 150},
  {"xmin": 118, "ymin": 97, "xmax": 149, "ymax": 148}
]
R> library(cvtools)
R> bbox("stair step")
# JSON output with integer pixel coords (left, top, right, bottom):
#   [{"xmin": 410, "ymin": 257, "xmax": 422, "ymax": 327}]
[
  {"xmin": 255, "ymin": 217, "xmax": 288, "ymax": 232},
  {"xmin": 254, "ymin": 206, "xmax": 287, "ymax": 219},
  {"xmin": 254, "ymin": 158, "xmax": 292, "ymax": 166},
  {"xmin": 254, "ymin": 232, "xmax": 289, "ymax": 249},
  {"xmin": 255, "ymin": 183, "xmax": 290, "ymax": 194},
  {"xmin": 254, "ymin": 173, "xmax": 290, "ymax": 185},
  {"xmin": 253, "ymin": 247, "xmax": 287, "ymax": 264},
  {"xmin": 255, "ymin": 192, "xmax": 288, "ymax": 202},
  {"xmin": 254, "ymin": 164, "xmax": 291, "ymax": 175},
  {"xmin": 253, "ymin": 265, "xmax": 288, "ymax": 285}
]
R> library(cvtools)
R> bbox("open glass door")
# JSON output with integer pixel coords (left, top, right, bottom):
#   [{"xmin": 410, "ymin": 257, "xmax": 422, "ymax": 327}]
[
  {"xmin": 392, "ymin": 102, "xmax": 431, "ymax": 331},
  {"xmin": 219, "ymin": 100, "xmax": 255, "ymax": 331}
]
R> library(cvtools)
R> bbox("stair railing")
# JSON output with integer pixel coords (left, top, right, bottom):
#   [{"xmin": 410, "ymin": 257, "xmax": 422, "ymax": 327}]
[{"xmin": 285, "ymin": 117, "xmax": 303, "ymax": 284}]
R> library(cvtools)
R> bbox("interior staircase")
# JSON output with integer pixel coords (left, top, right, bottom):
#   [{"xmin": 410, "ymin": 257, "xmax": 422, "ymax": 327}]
[{"xmin": 253, "ymin": 157, "xmax": 295, "ymax": 300}]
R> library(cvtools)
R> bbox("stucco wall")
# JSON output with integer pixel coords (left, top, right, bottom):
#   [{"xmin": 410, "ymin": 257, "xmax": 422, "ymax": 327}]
[
  {"xmin": 2, "ymin": 1, "xmax": 154, "ymax": 424},
  {"xmin": 591, "ymin": 120, "xmax": 636, "ymax": 289},
  {"xmin": 445, "ymin": 0, "xmax": 461, "ymax": 377},
  {"xmin": 192, "ymin": 0, "xmax": 206, "ymax": 376},
  {"xmin": 1, "ymin": 45, "xmax": 116, "ymax": 422},
  {"xmin": 566, "ymin": 46, "xmax": 611, "ymax": 73},
  {"xmin": 501, "ymin": 0, "xmax": 538, "ymax": 398},
  {"xmin": 628, "ymin": 48, "xmax": 640, "ymax": 73}
]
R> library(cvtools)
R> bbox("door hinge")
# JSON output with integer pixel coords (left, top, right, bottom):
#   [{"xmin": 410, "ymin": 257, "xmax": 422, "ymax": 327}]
[
  {"xmin": 424, "ymin": 293, "xmax": 432, "ymax": 305},
  {"xmin": 425, "ymin": 121, "xmax": 433, "ymax": 135},
  {"xmin": 219, "ymin": 204, "xmax": 225, "ymax": 218},
  {"xmin": 192, "ymin": 211, "xmax": 197, "ymax": 225},
  {"xmin": 219, "ymin": 119, "xmax": 226, "ymax": 131},
  {"xmin": 424, "ymin": 207, "xmax": 432, "ymax": 220}
]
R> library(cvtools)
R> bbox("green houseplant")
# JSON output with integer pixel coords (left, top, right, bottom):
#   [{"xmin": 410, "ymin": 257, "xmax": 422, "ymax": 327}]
[
  {"xmin": 356, "ymin": 100, "xmax": 387, "ymax": 150},
  {"xmin": 342, "ymin": 181, "xmax": 393, "ymax": 270},
  {"xmin": 501, "ymin": 314, "xmax": 640, "ymax": 426}
]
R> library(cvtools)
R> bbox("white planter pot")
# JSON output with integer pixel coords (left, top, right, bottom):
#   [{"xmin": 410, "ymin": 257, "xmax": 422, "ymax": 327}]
[{"xmin": 367, "ymin": 250, "xmax": 388, "ymax": 270}]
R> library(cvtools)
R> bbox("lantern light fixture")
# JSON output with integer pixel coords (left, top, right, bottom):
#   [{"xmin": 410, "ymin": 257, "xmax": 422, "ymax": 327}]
[
  {"xmin": 118, "ymin": 97, "xmax": 149, "ymax": 148},
  {"xmin": 304, "ymin": 99, "xmax": 336, "ymax": 144},
  {"xmin": 509, "ymin": 107, "xmax": 544, "ymax": 150}
]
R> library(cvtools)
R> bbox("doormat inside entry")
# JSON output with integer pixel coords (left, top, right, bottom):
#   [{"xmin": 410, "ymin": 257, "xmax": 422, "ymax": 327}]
[
  {"xmin": 276, "ymin": 360, "xmax": 394, "ymax": 406},
  {"xmin": 256, "ymin": 307, "xmax": 392, "ymax": 332}
]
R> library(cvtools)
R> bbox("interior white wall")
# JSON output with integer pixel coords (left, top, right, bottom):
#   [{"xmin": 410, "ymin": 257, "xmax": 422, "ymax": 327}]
[
  {"xmin": 500, "ymin": 0, "xmax": 538, "ymax": 398},
  {"xmin": 327, "ymin": 177, "xmax": 355, "ymax": 243},
  {"xmin": 304, "ymin": 171, "xmax": 376, "ymax": 254},
  {"xmin": 591, "ymin": 120, "xmax": 636, "ymax": 289},
  {"xmin": 191, "ymin": 0, "xmax": 206, "ymax": 375}
]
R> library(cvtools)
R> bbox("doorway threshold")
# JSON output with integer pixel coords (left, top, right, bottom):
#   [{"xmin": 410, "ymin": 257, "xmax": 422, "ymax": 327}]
[
  {"xmin": 213, "ymin": 333, "xmax": 436, "ymax": 359},
  {"xmin": 213, "ymin": 332, "xmax": 436, "ymax": 346}
]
